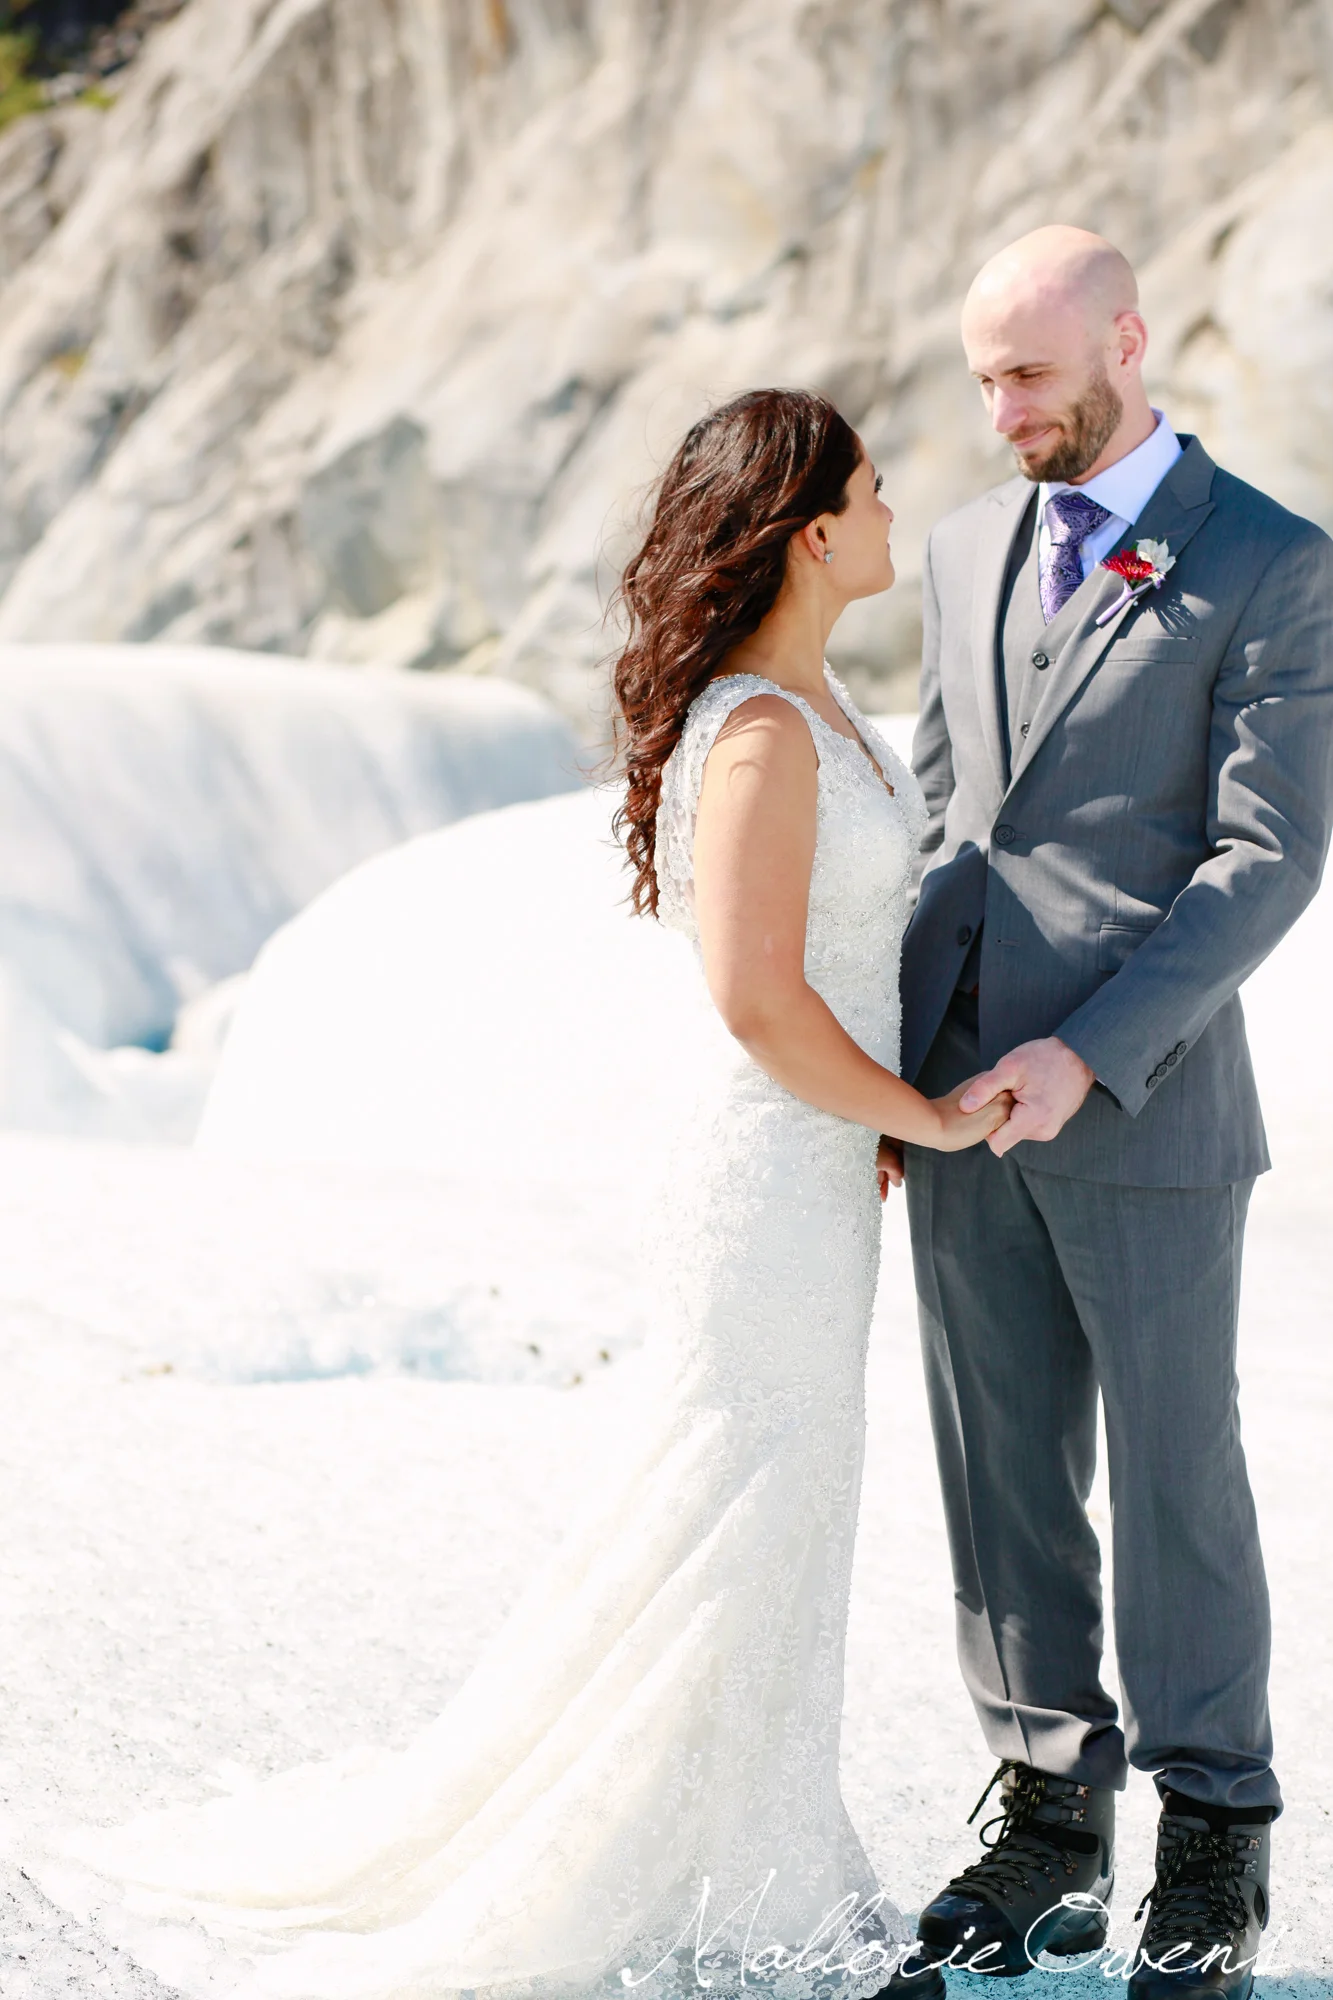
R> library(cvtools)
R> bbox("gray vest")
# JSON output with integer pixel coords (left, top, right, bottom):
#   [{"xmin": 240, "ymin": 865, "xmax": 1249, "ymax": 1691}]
[
  {"xmin": 955, "ymin": 493, "xmax": 1105, "ymax": 994},
  {"xmin": 999, "ymin": 492, "xmax": 1104, "ymax": 778}
]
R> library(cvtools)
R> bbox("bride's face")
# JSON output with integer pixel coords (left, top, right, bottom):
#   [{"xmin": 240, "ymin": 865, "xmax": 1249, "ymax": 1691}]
[{"xmin": 814, "ymin": 444, "xmax": 895, "ymax": 599}]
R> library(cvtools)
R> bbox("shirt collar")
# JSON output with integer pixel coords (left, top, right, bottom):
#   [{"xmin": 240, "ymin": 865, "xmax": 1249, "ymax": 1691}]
[{"xmin": 1042, "ymin": 410, "xmax": 1182, "ymax": 526}]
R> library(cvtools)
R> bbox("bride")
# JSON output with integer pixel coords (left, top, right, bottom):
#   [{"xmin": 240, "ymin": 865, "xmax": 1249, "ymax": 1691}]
[{"xmin": 41, "ymin": 389, "xmax": 1008, "ymax": 2000}]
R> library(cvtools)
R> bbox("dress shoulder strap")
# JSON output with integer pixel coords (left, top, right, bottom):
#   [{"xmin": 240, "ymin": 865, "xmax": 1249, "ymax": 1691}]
[{"xmin": 655, "ymin": 675, "xmax": 821, "ymax": 939}]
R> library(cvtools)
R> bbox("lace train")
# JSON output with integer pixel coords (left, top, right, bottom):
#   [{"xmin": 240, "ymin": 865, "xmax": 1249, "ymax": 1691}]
[{"xmin": 37, "ymin": 669, "xmax": 927, "ymax": 2000}]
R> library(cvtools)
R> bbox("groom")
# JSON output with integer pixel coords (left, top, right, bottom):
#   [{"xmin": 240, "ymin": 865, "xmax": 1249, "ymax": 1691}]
[{"xmin": 897, "ymin": 226, "xmax": 1333, "ymax": 1996}]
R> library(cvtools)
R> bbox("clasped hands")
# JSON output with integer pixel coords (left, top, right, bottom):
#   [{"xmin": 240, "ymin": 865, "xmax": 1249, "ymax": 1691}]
[{"xmin": 877, "ymin": 1036, "xmax": 1095, "ymax": 1196}]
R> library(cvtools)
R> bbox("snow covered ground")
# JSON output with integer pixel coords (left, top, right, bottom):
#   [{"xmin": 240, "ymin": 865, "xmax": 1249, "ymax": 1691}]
[
  {"xmin": 196, "ymin": 784, "xmax": 727, "ymax": 1190},
  {"xmin": 0, "ymin": 722, "xmax": 1329, "ymax": 1996}
]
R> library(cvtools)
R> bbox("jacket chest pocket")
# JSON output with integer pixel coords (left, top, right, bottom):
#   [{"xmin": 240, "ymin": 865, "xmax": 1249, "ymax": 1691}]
[
  {"xmin": 1109, "ymin": 635, "xmax": 1202, "ymax": 665},
  {"xmin": 1108, "ymin": 597, "xmax": 1203, "ymax": 661}
]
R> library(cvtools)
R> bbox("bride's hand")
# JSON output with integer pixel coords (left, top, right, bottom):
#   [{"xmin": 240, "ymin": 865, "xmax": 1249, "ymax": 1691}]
[
  {"xmin": 928, "ymin": 1079, "xmax": 1014, "ymax": 1152},
  {"xmin": 876, "ymin": 1135, "xmax": 905, "ymax": 1200}
]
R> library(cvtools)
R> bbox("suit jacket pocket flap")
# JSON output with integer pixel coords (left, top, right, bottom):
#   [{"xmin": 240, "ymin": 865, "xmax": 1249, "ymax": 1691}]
[
  {"xmin": 1111, "ymin": 600, "xmax": 1202, "ymax": 658},
  {"xmin": 1098, "ymin": 922, "xmax": 1156, "ymax": 973}
]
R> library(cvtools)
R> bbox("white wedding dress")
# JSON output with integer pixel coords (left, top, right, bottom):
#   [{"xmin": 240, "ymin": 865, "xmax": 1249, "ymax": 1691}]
[{"xmin": 42, "ymin": 668, "xmax": 927, "ymax": 2000}]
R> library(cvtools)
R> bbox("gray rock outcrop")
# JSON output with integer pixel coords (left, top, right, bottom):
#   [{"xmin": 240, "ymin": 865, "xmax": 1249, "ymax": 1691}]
[{"xmin": 0, "ymin": 0, "xmax": 1326, "ymax": 729}]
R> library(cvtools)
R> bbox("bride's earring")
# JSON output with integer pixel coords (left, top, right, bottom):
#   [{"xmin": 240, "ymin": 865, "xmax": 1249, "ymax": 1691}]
[{"xmin": 823, "ymin": 550, "xmax": 834, "ymax": 564}]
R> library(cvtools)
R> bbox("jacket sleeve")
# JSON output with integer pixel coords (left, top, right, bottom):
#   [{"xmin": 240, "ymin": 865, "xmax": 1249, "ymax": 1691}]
[
  {"xmin": 909, "ymin": 529, "xmax": 954, "ymax": 896},
  {"xmin": 1057, "ymin": 524, "xmax": 1333, "ymax": 1115}
]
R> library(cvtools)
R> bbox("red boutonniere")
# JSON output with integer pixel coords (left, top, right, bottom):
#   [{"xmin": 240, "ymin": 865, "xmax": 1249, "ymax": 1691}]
[{"xmin": 1095, "ymin": 537, "xmax": 1175, "ymax": 626}]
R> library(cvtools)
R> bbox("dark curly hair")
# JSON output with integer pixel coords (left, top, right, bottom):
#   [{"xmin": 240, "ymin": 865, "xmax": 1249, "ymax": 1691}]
[{"xmin": 610, "ymin": 388, "xmax": 861, "ymax": 915}]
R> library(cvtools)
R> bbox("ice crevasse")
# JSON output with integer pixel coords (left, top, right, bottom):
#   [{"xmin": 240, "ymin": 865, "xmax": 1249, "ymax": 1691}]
[{"xmin": 0, "ymin": 643, "xmax": 581, "ymax": 1138}]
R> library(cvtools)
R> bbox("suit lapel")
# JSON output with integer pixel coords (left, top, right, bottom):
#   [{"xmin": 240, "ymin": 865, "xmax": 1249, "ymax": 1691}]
[
  {"xmin": 1007, "ymin": 437, "xmax": 1217, "ymax": 788},
  {"xmin": 970, "ymin": 479, "xmax": 1031, "ymax": 798}
]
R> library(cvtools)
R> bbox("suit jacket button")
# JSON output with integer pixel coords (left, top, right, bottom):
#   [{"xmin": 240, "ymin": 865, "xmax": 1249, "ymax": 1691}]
[
  {"xmin": 1031, "ymin": 650, "xmax": 1050, "ymax": 670},
  {"xmin": 1165, "ymin": 1051, "xmax": 1178, "ymax": 1067},
  {"xmin": 1146, "ymin": 1073, "xmax": 1158, "ymax": 1088},
  {"xmin": 956, "ymin": 924, "xmax": 973, "ymax": 947},
  {"xmin": 994, "ymin": 824, "xmax": 1016, "ymax": 846},
  {"xmin": 1175, "ymin": 1041, "xmax": 1187, "ymax": 1056}
]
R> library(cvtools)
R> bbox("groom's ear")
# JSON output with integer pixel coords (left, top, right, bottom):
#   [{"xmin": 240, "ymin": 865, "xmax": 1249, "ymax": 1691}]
[{"xmin": 1112, "ymin": 308, "xmax": 1148, "ymax": 377}]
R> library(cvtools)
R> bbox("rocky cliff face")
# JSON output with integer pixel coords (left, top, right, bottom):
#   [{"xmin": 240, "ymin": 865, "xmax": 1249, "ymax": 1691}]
[{"xmin": 0, "ymin": 0, "xmax": 1326, "ymax": 729}]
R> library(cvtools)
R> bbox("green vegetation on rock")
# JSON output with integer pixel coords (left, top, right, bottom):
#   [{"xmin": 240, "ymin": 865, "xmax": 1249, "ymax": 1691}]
[
  {"xmin": 0, "ymin": 29, "xmax": 44, "ymax": 132},
  {"xmin": 0, "ymin": 3, "xmax": 129, "ymax": 129}
]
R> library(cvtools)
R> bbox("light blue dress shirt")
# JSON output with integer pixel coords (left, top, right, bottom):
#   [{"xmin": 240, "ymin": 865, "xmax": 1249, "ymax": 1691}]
[{"xmin": 1038, "ymin": 410, "xmax": 1183, "ymax": 579}]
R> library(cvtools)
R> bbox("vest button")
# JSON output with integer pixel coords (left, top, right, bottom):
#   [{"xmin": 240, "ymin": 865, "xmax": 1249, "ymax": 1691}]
[
  {"xmin": 994, "ymin": 824, "xmax": 1016, "ymax": 847},
  {"xmin": 956, "ymin": 924, "xmax": 973, "ymax": 947},
  {"xmin": 1031, "ymin": 650, "xmax": 1050, "ymax": 670}
]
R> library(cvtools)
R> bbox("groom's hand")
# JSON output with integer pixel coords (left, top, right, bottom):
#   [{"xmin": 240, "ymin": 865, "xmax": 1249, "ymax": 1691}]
[{"xmin": 959, "ymin": 1038, "xmax": 1095, "ymax": 1157}]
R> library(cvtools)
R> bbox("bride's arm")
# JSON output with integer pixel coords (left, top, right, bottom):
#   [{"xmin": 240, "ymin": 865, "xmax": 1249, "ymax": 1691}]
[{"xmin": 693, "ymin": 695, "xmax": 1006, "ymax": 1152}]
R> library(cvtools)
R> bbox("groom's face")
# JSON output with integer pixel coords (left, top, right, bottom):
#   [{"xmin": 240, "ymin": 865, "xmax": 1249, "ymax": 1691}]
[{"xmin": 962, "ymin": 297, "xmax": 1124, "ymax": 484}]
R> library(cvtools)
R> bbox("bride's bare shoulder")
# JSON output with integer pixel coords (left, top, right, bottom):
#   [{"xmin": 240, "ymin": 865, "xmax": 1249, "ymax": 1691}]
[
  {"xmin": 707, "ymin": 683, "xmax": 819, "ymax": 758},
  {"xmin": 697, "ymin": 692, "xmax": 820, "ymax": 819}
]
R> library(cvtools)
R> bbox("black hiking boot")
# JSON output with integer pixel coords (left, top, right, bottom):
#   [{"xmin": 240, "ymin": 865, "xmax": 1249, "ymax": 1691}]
[
  {"xmin": 1128, "ymin": 1799, "xmax": 1271, "ymax": 2000},
  {"xmin": 916, "ymin": 1761, "xmax": 1115, "ymax": 1976}
]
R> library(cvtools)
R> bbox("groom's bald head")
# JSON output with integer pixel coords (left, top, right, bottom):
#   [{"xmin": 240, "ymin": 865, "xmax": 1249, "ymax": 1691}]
[
  {"xmin": 961, "ymin": 226, "xmax": 1153, "ymax": 484},
  {"xmin": 966, "ymin": 226, "xmax": 1138, "ymax": 339}
]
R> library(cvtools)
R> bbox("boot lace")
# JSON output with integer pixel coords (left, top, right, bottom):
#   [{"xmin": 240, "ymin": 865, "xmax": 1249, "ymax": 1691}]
[
  {"xmin": 945, "ymin": 1762, "xmax": 1092, "ymax": 1906},
  {"xmin": 1134, "ymin": 1828, "xmax": 1250, "ymax": 1968}
]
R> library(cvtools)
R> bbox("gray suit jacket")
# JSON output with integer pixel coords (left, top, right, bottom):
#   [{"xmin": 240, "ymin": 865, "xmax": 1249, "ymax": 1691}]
[{"xmin": 900, "ymin": 436, "xmax": 1333, "ymax": 1186}]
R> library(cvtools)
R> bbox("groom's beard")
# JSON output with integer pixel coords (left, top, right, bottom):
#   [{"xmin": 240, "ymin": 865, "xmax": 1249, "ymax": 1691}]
[{"xmin": 1009, "ymin": 365, "xmax": 1123, "ymax": 483}]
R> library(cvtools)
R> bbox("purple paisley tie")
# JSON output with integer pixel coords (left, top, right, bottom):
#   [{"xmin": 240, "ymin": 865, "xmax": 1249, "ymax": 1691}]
[{"xmin": 1039, "ymin": 488, "xmax": 1113, "ymax": 622}]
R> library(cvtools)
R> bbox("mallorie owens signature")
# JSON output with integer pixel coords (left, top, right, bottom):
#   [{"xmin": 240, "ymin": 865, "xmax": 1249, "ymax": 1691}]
[{"xmin": 618, "ymin": 1879, "xmax": 1289, "ymax": 1989}]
